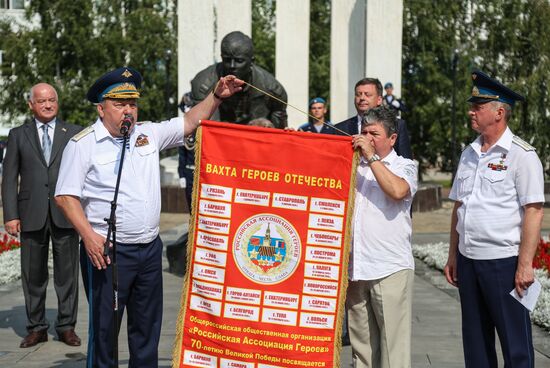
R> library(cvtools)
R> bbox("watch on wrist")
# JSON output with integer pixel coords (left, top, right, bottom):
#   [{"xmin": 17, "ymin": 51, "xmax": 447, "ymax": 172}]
[{"xmin": 367, "ymin": 154, "xmax": 380, "ymax": 164}]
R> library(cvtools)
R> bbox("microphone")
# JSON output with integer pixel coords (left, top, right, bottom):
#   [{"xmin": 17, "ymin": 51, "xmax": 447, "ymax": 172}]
[{"xmin": 120, "ymin": 114, "xmax": 133, "ymax": 135}]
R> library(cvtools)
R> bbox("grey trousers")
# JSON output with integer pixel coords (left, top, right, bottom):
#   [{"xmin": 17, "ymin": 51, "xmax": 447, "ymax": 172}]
[{"xmin": 20, "ymin": 215, "xmax": 79, "ymax": 334}]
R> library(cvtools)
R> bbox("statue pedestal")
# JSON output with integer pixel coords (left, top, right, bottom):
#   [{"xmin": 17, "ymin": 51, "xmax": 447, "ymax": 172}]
[
  {"xmin": 166, "ymin": 232, "xmax": 188, "ymax": 276},
  {"xmin": 412, "ymin": 184, "xmax": 442, "ymax": 213},
  {"xmin": 161, "ymin": 186, "xmax": 189, "ymax": 213}
]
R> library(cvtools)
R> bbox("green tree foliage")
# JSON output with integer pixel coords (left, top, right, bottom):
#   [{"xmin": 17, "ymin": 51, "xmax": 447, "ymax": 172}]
[
  {"xmin": 403, "ymin": 0, "xmax": 475, "ymax": 175},
  {"xmin": 251, "ymin": 0, "xmax": 276, "ymax": 73},
  {"xmin": 123, "ymin": 1, "xmax": 178, "ymax": 121},
  {"xmin": 309, "ymin": 0, "xmax": 330, "ymax": 103},
  {"xmin": 252, "ymin": 0, "xmax": 330, "ymax": 108},
  {"xmin": 469, "ymin": 0, "xmax": 550, "ymax": 173},
  {"xmin": 0, "ymin": 0, "xmax": 177, "ymax": 126},
  {"xmin": 403, "ymin": 0, "xmax": 550, "ymax": 176},
  {"xmin": 0, "ymin": 0, "xmax": 99, "ymax": 125}
]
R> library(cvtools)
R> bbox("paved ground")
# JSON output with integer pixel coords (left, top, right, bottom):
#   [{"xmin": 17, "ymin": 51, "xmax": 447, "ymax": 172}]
[{"xmin": 0, "ymin": 209, "xmax": 549, "ymax": 367}]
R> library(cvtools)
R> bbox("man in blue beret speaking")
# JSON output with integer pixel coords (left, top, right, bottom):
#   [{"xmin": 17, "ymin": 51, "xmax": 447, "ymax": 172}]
[
  {"xmin": 54, "ymin": 66, "xmax": 243, "ymax": 367},
  {"xmin": 444, "ymin": 70, "xmax": 543, "ymax": 367}
]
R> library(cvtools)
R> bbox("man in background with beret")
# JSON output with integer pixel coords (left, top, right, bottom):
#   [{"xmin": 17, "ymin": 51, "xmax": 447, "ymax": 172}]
[
  {"xmin": 444, "ymin": 70, "xmax": 543, "ymax": 367},
  {"xmin": 382, "ymin": 82, "xmax": 407, "ymax": 117},
  {"xmin": 54, "ymin": 66, "xmax": 243, "ymax": 367},
  {"xmin": 298, "ymin": 97, "xmax": 336, "ymax": 134}
]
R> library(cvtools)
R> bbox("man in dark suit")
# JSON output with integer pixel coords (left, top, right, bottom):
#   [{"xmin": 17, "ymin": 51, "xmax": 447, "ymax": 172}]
[
  {"xmin": 2, "ymin": 83, "xmax": 82, "ymax": 348},
  {"xmin": 335, "ymin": 78, "xmax": 413, "ymax": 159}
]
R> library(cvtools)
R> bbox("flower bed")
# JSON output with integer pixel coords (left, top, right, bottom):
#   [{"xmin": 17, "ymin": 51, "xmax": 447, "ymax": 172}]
[
  {"xmin": 534, "ymin": 237, "xmax": 550, "ymax": 275},
  {"xmin": 0, "ymin": 232, "xmax": 20, "ymax": 255},
  {"xmin": 412, "ymin": 242, "xmax": 550, "ymax": 332},
  {"xmin": 0, "ymin": 233, "xmax": 56, "ymax": 285},
  {"xmin": 0, "ymin": 247, "xmax": 22, "ymax": 285},
  {"xmin": 0, "ymin": 232, "xmax": 22, "ymax": 285}
]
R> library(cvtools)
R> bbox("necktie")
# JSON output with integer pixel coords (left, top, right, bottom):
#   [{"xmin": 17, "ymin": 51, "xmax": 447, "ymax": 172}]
[
  {"xmin": 41, "ymin": 124, "xmax": 51, "ymax": 164},
  {"xmin": 115, "ymin": 137, "xmax": 130, "ymax": 150}
]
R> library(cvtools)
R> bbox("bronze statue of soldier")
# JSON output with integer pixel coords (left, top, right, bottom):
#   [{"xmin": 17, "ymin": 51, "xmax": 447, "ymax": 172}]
[{"xmin": 190, "ymin": 31, "xmax": 288, "ymax": 128}]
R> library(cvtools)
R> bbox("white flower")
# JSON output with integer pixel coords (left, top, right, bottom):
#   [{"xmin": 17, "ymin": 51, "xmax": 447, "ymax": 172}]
[
  {"xmin": 0, "ymin": 248, "xmax": 54, "ymax": 285},
  {"xmin": 0, "ymin": 248, "xmax": 22, "ymax": 285}
]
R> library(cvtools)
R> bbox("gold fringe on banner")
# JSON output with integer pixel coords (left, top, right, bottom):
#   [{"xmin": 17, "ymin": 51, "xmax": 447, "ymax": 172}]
[
  {"xmin": 171, "ymin": 124, "xmax": 203, "ymax": 368},
  {"xmin": 332, "ymin": 150, "xmax": 359, "ymax": 367}
]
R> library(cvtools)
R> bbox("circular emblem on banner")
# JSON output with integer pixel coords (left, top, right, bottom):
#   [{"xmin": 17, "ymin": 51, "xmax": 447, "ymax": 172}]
[{"xmin": 233, "ymin": 214, "xmax": 301, "ymax": 285}]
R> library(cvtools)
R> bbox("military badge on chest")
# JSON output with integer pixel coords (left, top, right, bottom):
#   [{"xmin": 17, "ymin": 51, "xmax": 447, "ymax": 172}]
[
  {"xmin": 487, "ymin": 153, "xmax": 508, "ymax": 171},
  {"xmin": 135, "ymin": 134, "xmax": 150, "ymax": 147}
]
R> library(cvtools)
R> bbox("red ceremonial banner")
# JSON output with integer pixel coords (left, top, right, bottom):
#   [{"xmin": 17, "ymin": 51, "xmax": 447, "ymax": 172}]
[{"xmin": 173, "ymin": 121, "xmax": 358, "ymax": 368}]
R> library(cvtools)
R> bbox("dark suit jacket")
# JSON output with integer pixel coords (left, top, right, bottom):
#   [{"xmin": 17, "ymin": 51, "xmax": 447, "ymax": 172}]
[
  {"xmin": 334, "ymin": 115, "xmax": 413, "ymax": 159},
  {"xmin": 334, "ymin": 116, "xmax": 360, "ymax": 136},
  {"xmin": 2, "ymin": 118, "xmax": 82, "ymax": 232}
]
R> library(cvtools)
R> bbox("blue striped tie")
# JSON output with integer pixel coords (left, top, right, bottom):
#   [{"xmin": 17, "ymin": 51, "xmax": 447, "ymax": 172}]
[
  {"xmin": 41, "ymin": 124, "xmax": 51, "ymax": 163},
  {"xmin": 115, "ymin": 137, "xmax": 130, "ymax": 150}
]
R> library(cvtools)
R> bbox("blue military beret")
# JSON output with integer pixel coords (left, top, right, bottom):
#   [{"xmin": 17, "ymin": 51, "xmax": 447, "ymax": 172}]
[
  {"xmin": 467, "ymin": 70, "xmax": 524, "ymax": 107},
  {"xmin": 384, "ymin": 82, "xmax": 393, "ymax": 89},
  {"xmin": 309, "ymin": 97, "xmax": 326, "ymax": 107},
  {"xmin": 87, "ymin": 67, "xmax": 142, "ymax": 103}
]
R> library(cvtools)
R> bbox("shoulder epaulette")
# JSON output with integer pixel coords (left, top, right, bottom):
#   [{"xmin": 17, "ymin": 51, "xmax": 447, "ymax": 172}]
[
  {"xmin": 71, "ymin": 126, "xmax": 94, "ymax": 142},
  {"xmin": 512, "ymin": 136, "xmax": 535, "ymax": 151}
]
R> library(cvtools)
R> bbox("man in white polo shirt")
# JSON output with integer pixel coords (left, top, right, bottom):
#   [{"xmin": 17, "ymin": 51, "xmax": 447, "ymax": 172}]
[{"xmin": 347, "ymin": 106, "xmax": 418, "ymax": 368}]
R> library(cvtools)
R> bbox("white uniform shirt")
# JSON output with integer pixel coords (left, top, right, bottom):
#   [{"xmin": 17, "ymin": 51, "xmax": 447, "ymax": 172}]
[
  {"xmin": 449, "ymin": 127, "xmax": 544, "ymax": 260},
  {"xmin": 349, "ymin": 150, "xmax": 418, "ymax": 281},
  {"xmin": 55, "ymin": 117, "xmax": 185, "ymax": 243}
]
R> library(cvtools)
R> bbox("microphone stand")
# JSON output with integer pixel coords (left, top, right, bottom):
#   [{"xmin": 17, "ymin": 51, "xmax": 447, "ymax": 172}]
[{"xmin": 103, "ymin": 129, "xmax": 129, "ymax": 367}]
